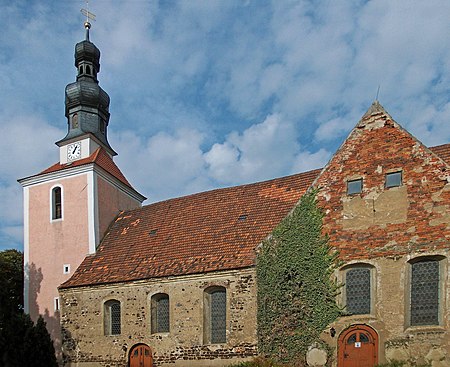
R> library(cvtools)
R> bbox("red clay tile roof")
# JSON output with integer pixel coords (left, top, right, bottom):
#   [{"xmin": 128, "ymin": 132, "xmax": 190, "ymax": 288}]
[
  {"xmin": 40, "ymin": 148, "xmax": 132, "ymax": 187},
  {"xmin": 60, "ymin": 169, "xmax": 320, "ymax": 288},
  {"xmin": 61, "ymin": 143, "xmax": 450, "ymax": 289},
  {"xmin": 430, "ymin": 143, "xmax": 450, "ymax": 163}
]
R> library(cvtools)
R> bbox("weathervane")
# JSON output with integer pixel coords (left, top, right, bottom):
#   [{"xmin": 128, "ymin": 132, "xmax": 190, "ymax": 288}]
[{"xmin": 80, "ymin": 0, "xmax": 96, "ymax": 41}]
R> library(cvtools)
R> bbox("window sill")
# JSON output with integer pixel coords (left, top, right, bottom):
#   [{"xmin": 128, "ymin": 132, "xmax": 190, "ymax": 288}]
[
  {"xmin": 404, "ymin": 325, "xmax": 445, "ymax": 334},
  {"xmin": 339, "ymin": 314, "xmax": 378, "ymax": 322},
  {"xmin": 151, "ymin": 332, "xmax": 170, "ymax": 336}
]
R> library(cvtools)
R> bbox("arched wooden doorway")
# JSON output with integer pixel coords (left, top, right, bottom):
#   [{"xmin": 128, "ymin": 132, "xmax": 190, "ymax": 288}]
[
  {"xmin": 338, "ymin": 325, "xmax": 378, "ymax": 367},
  {"xmin": 129, "ymin": 344, "xmax": 153, "ymax": 367}
]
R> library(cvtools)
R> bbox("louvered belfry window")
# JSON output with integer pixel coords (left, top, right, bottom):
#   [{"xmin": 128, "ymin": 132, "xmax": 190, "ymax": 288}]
[
  {"xmin": 210, "ymin": 289, "xmax": 226, "ymax": 343},
  {"xmin": 411, "ymin": 260, "xmax": 439, "ymax": 326},
  {"xmin": 151, "ymin": 293, "xmax": 170, "ymax": 333},
  {"xmin": 346, "ymin": 268, "xmax": 371, "ymax": 315}
]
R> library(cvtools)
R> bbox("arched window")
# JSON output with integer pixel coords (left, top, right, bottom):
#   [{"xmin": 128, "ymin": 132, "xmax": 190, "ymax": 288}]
[
  {"xmin": 343, "ymin": 264, "xmax": 373, "ymax": 315},
  {"xmin": 204, "ymin": 286, "xmax": 226, "ymax": 344},
  {"xmin": 151, "ymin": 293, "xmax": 170, "ymax": 333},
  {"xmin": 86, "ymin": 65, "xmax": 91, "ymax": 75},
  {"xmin": 410, "ymin": 257, "xmax": 442, "ymax": 326},
  {"xmin": 104, "ymin": 300, "xmax": 121, "ymax": 335},
  {"xmin": 51, "ymin": 186, "xmax": 62, "ymax": 220}
]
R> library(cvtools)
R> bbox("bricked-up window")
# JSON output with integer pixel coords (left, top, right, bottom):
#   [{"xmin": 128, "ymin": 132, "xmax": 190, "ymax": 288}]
[
  {"xmin": 386, "ymin": 171, "xmax": 402, "ymax": 188},
  {"xmin": 204, "ymin": 287, "xmax": 227, "ymax": 344},
  {"xmin": 104, "ymin": 300, "xmax": 121, "ymax": 335},
  {"xmin": 151, "ymin": 293, "xmax": 170, "ymax": 333},
  {"xmin": 347, "ymin": 178, "xmax": 362, "ymax": 195},
  {"xmin": 51, "ymin": 186, "xmax": 62, "ymax": 220},
  {"xmin": 345, "ymin": 267, "xmax": 371, "ymax": 315},
  {"xmin": 410, "ymin": 259, "xmax": 440, "ymax": 326}
]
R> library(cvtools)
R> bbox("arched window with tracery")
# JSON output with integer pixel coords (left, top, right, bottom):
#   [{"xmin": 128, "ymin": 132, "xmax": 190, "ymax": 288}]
[
  {"xmin": 409, "ymin": 257, "xmax": 443, "ymax": 326},
  {"xmin": 342, "ymin": 264, "xmax": 374, "ymax": 315}
]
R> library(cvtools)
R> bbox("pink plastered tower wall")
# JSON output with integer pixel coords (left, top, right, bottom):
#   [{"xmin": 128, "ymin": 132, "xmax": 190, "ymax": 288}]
[
  {"xmin": 24, "ymin": 169, "xmax": 142, "ymax": 360},
  {"xmin": 97, "ymin": 176, "xmax": 141, "ymax": 239},
  {"xmin": 26, "ymin": 174, "xmax": 90, "ymax": 355}
]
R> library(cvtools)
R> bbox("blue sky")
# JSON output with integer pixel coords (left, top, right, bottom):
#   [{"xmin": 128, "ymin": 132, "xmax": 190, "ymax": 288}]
[{"xmin": 1, "ymin": 0, "xmax": 450, "ymax": 251}]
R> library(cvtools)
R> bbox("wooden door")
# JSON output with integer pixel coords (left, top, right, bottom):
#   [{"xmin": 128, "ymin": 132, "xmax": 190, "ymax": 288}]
[
  {"xmin": 338, "ymin": 325, "xmax": 378, "ymax": 367},
  {"xmin": 129, "ymin": 344, "xmax": 152, "ymax": 367}
]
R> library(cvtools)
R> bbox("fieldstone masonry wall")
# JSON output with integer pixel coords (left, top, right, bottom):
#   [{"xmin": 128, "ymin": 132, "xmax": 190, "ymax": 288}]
[{"xmin": 59, "ymin": 269, "xmax": 257, "ymax": 367}]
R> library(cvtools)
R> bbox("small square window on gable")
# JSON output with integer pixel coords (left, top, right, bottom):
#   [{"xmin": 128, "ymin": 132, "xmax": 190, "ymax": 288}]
[
  {"xmin": 347, "ymin": 178, "xmax": 363, "ymax": 195},
  {"xmin": 386, "ymin": 171, "xmax": 402, "ymax": 188}
]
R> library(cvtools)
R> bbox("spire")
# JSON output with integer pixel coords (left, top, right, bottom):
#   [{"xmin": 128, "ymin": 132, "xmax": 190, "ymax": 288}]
[
  {"xmin": 56, "ymin": 16, "xmax": 116, "ymax": 156},
  {"xmin": 84, "ymin": 21, "xmax": 91, "ymax": 41}
]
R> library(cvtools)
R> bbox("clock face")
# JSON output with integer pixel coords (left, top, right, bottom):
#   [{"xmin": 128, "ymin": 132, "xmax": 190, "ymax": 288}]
[{"xmin": 67, "ymin": 142, "xmax": 81, "ymax": 161}]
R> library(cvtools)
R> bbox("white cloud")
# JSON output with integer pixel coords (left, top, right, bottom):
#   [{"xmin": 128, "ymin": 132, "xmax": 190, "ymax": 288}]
[
  {"xmin": 291, "ymin": 149, "xmax": 331, "ymax": 174},
  {"xmin": 205, "ymin": 114, "xmax": 299, "ymax": 184},
  {"xmin": 112, "ymin": 129, "xmax": 211, "ymax": 202},
  {"xmin": 0, "ymin": 114, "xmax": 63, "ymax": 180}
]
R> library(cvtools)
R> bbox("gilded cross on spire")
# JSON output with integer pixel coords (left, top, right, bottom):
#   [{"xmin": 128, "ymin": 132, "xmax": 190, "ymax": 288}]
[{"xmin": 80, "ymin": 0, "xmax": 96, "ymax": 41}]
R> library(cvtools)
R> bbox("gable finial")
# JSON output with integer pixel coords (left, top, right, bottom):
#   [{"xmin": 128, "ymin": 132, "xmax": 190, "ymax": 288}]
[
  {"xmin": 376, "ymin": 85, "xmax": 381, "ymax": 101},
  {"xmin": 80, "ymin": 0, "xmax": 96, "ymax": 41}
]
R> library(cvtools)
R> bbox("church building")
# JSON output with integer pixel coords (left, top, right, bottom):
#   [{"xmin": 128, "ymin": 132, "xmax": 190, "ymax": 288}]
[{"xmin": 20, "ymin": 22, "xmax": 450, "ymax": 367}]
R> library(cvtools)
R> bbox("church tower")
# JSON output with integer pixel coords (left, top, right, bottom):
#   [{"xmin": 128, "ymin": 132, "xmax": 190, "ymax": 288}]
[{"xmin": 18, "ymin": 21, "xmax": 146, "ymax": 356}]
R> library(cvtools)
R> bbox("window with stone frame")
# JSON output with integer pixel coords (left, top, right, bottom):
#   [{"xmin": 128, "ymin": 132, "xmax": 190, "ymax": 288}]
[
  {"xmin": 385, "ymin": 171, "xmax": 402, "ymax": 188},
  {"xmin": 51, "ymin": 186, "xmax": 62, "ymax": 220},
  {"xmin": 347, "ymin": 178, "xmax": 363, "ymax": 195},
  {"xmin": 151, "ymin": 293, "xmax": 170, "ymax": 333},
  {"xmin": 345, "ymin": 266, "xmax": 372, "ymax": 315},
  {"xmin": 204, "ymin": 287, "xmax": 227, "ymax": 344},
  {"xmin": 104, "ymin": 300, "xmax": 121, "ymax": 335},
  {"xmin": 410, "ymin": 258, "xmax": 441, "ymax": 326}
]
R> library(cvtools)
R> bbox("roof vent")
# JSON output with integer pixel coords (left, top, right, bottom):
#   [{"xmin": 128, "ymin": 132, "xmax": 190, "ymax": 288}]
[
  {"xmin": 149, "ymin": 229, "xmax": 158, "ymax": 236},
  {"xmin": 238, "ymin": 214, "xmax": 248, "ymax": 221}
]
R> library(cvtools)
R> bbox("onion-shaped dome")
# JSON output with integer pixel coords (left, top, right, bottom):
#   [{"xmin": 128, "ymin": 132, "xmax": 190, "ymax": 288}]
[
  {"xmin": 58, "ymin": 22, "xmax": 115, "ymax": 155},
  {"xmin": 65, "ymin": 80, "xmax": 110, "ymax": 115},
  {"xmin": 75, "ymin": 40, "xmax": 100, "ymax": 72}
]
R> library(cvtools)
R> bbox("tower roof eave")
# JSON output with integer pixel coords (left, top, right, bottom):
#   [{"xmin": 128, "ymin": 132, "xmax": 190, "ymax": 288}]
[
  {"xmin": 18, "ymin": 148, "xmax": 146, "ymax": 203},
  {"xmin": 55, "ymin": 132, "xmax": 117, "ymax": 157}
]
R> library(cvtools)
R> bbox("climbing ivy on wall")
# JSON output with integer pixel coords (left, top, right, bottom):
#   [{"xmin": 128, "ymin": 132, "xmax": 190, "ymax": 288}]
[{"xmin": 256, "ymin": 189, "xmax": 341, "ymax": 364}]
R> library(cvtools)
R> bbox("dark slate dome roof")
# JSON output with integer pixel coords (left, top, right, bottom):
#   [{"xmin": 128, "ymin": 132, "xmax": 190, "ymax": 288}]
[
  {"xmin": 65, "ymin": 80, "xmax": 110, "ymax": 112},
  {"xmin": 75, "ymin": 40, "xmax": 100, "ymax": 71}
]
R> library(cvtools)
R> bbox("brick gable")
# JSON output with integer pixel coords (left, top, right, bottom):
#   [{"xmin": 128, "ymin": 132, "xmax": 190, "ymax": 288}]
[{"xmin": 315, "ymin": 102, "xmax": 450, "ymax": 260}]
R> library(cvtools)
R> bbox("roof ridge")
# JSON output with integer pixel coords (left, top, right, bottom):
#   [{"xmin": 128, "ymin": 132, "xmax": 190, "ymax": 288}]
[{"xmin": 138, "ymin": 168, "xmax": 323, "ymax": 208}]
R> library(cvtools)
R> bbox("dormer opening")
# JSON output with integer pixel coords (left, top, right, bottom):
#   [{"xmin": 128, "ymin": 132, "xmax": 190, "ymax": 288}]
[
  {"xmin": 99, "ymin": 119, "xmax": 105, "ymax": 134},
  {"xmin": 71, "ymin": 113, "xmax": 79, "ymax": 129}
]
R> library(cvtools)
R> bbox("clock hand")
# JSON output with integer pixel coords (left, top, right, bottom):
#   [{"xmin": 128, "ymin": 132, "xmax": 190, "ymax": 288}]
[{"xmin": 73, "ymin": 146, "xmax": 78, "ymax": 154}]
